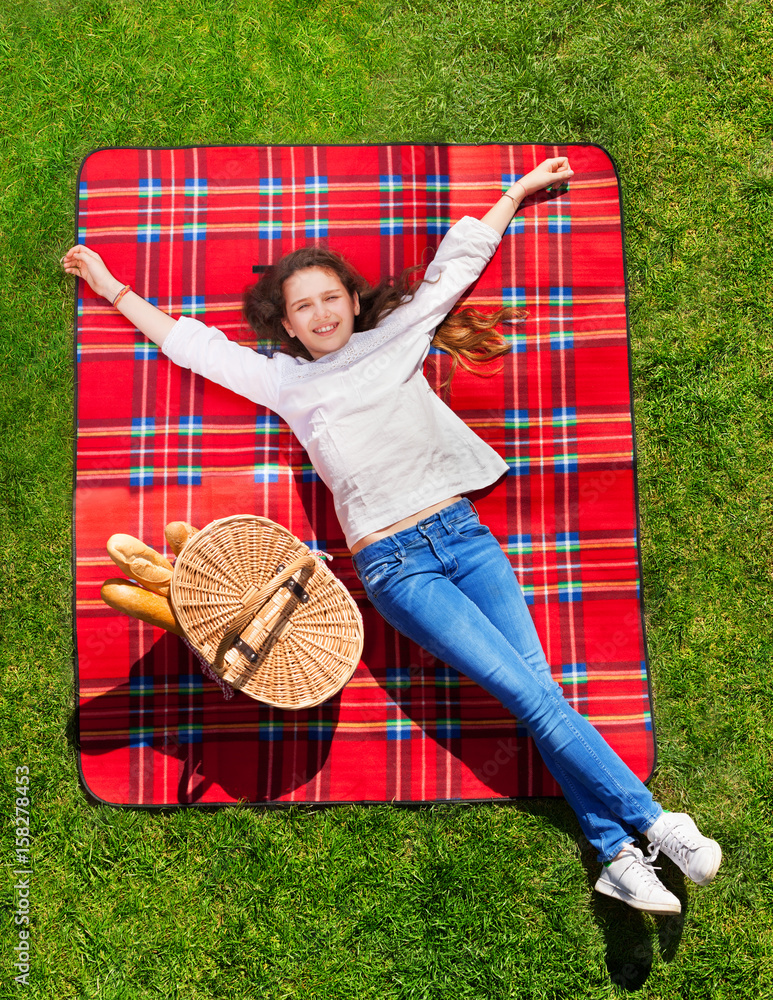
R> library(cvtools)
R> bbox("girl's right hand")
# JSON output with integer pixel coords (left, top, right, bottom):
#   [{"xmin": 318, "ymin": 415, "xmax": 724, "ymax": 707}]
[{"xmin": 61, "ymin": 245, "xmax": 121, "ymax": 301}]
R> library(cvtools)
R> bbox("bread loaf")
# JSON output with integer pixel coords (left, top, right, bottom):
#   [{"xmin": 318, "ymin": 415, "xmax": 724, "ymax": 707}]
[
  {"xmin": 106, "ymin": 534, "xmax": 173, "ymax": 596},
  {"xmin": 164, "ymin": 521, "xmax": 199, "ymax": 556},
  {"xmin": 101, "ymin": 578, "xmax": 183, "ymax": 635}
]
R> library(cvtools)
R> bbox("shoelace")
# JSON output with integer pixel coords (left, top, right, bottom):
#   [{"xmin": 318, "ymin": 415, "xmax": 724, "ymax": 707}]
[
  {"xmin": 647, "ymin": 822, "xmax": 698, "ymax": 866},
  {"xmin": 620, "ymin": 847, "xmax": 664, "ymax": 886}
]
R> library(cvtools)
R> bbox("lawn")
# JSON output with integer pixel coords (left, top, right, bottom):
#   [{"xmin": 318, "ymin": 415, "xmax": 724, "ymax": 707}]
[{"xmin": 1, "ymin": 0, "xmax": 772, "ymax": 996}]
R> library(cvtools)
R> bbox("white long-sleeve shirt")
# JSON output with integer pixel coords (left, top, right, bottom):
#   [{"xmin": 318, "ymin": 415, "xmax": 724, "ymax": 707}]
[{"xmin": 162, "ymin": 215, "xmax": 509, "ymax": 549}]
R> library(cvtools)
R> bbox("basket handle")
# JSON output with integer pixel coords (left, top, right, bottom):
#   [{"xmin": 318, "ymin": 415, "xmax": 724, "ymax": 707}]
[{"xmin": 212, "ymin": 553, "xmax": 318, "ymax": 672}]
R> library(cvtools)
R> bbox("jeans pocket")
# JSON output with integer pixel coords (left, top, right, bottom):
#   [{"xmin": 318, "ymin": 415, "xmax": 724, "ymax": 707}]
[
  {"xmin": 361, "ymin": 551, "xmax": 404, "ymax": 598},
  {"xmin": 450, "ymin": 512, "xmax": 491, "ymax": 540}
]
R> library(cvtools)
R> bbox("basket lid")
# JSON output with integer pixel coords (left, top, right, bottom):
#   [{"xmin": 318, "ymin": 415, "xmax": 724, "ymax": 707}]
[{"xmin": 170, "ymin": 515, "xmax": 363, "ymax": 710}]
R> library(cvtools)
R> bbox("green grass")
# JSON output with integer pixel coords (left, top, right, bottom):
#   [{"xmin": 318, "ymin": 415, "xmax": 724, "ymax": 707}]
[{"xmin": 2, "ymin": 0, "xmax": 773, "ymax": 996}]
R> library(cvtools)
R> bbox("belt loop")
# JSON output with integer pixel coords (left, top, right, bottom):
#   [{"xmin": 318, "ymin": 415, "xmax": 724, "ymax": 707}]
[{"xmin": 438, "ymin": 499, "xmax": 459, "ymax": 532}]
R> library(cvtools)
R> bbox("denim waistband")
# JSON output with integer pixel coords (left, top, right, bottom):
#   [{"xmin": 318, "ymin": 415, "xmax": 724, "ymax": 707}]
[{"xmin": 351, "ymin": 497, "xmax": 475, "ymax": 571}]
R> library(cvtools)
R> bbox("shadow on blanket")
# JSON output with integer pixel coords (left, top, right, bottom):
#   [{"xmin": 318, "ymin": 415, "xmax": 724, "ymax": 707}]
[{"xmin": 74, "ymin": 632, "xmax": 339, "ymax": 805}]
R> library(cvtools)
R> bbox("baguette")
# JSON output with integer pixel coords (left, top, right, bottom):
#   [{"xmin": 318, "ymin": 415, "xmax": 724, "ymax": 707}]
[
  {"xmin": 164, "ymin": 521, "xmax": 199, "ymax": 556},
  {"xmin": 101, "ymin": 578, "xmax": 184, "ymax": 635},
  {"xmin": 106, "ymin": 534, "xmax": 173, "ymax": 596}
]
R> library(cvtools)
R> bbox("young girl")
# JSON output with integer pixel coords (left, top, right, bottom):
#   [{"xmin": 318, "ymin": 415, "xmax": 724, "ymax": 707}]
[{"xmin": 63, "ymin": 156, "xmax": 721, "ymax": 914}]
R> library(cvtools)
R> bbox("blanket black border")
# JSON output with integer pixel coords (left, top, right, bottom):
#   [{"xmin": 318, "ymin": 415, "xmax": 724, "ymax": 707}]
[{"xmin": 69, "ymin": 142, "xmax": 657, "ymax": 810}]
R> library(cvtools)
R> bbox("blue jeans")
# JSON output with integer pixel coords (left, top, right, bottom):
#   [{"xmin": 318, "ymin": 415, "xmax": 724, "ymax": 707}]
[{"xmin": 352, "ymin": 498, "xmax": 662, "ymax": 862}]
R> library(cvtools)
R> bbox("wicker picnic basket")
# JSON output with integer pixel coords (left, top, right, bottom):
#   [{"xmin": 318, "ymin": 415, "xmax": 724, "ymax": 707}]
[{"xmin": 169, "ymin": 515, "xmax": 363, "ymax": 710}]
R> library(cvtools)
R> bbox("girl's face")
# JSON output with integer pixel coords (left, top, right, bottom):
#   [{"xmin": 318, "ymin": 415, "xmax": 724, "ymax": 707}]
[{"xmin": 281, "ymin": 267, "xmax": 360, "ymax": 360}]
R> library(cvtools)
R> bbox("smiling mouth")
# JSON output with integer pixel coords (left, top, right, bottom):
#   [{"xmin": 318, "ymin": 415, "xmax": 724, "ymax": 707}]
[{"xmin": 313, "ymin": 323, "xmax": 339, "ymax": 335}]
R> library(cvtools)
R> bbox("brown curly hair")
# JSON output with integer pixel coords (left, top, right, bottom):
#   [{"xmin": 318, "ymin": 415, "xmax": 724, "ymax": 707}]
[{"xmin": 243, "ymin": 245, "xmax": 525, "ymax": 389}]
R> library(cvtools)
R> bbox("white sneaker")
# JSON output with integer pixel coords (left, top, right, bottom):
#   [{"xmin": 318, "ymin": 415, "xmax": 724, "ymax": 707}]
[
  {"xmin": 595, "ymin": 844, "xmax": 681, "ymax": 914},
  {"xmin": 646, "ymin": 812, "xmax": 722, "ymax": 886}
]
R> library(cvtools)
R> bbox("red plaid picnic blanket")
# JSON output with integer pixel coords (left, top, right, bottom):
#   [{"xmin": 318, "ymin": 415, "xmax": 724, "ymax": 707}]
[{"xmin": 74, "ymin": 144, "xmax": 655, "ymax": 805}]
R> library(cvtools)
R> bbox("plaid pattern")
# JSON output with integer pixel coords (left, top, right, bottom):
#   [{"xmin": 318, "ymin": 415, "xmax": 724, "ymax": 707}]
[{"xmin": 73, "ymin": 144, "xmax": 655, "ymax": 805}]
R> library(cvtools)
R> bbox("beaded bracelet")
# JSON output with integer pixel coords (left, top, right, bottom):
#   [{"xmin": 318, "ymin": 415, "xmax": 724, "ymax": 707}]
[{"xmin": 112, "ymin": 284, "xmax": 131, "ymax": 307}]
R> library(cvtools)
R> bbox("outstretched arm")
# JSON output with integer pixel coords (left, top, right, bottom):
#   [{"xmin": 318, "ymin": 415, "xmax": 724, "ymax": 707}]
[
  {"xmin": 62, "ymin": 244, "xmax": 281, "ymax": 409},
  {"xmin": 61, "ymin": 245, "xmax": 176, "ymax": 347},
  {"xmin": 481, "ymin": 156, "xmax": 574, "ymax": 235}
]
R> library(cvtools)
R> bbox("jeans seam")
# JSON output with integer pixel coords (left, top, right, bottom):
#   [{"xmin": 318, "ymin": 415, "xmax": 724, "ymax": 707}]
[
  {"xmin": 549, "ymin": 700, "xmax": 655, "ymax": 828},
  {"xmin": 555, "ymin": 767, "xmax": 606, "ymax": 840},
  {"xmin": 554, "ymin": 764, "xmax": 636, "ymax": 862},
  {"xmin": 359, "ymin": 518, "xmax": 658, "ymax": 860}
]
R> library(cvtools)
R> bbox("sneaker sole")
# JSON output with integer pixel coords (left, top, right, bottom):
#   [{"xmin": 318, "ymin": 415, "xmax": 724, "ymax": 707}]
[{"xmin": 594, "ymin": 878, "xmax": 681, "ymax": 915}]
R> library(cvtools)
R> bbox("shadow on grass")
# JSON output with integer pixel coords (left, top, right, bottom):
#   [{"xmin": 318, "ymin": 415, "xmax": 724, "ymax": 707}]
[{"xmin": 516, "ymin": 798, "xmax": 686, "ymax": 990}]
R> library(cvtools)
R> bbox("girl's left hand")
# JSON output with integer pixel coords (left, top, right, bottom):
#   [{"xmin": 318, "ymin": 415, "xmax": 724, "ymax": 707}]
[{"xmin": 514, "ymin": 157, "xmax": 574, "ymax": 198}]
